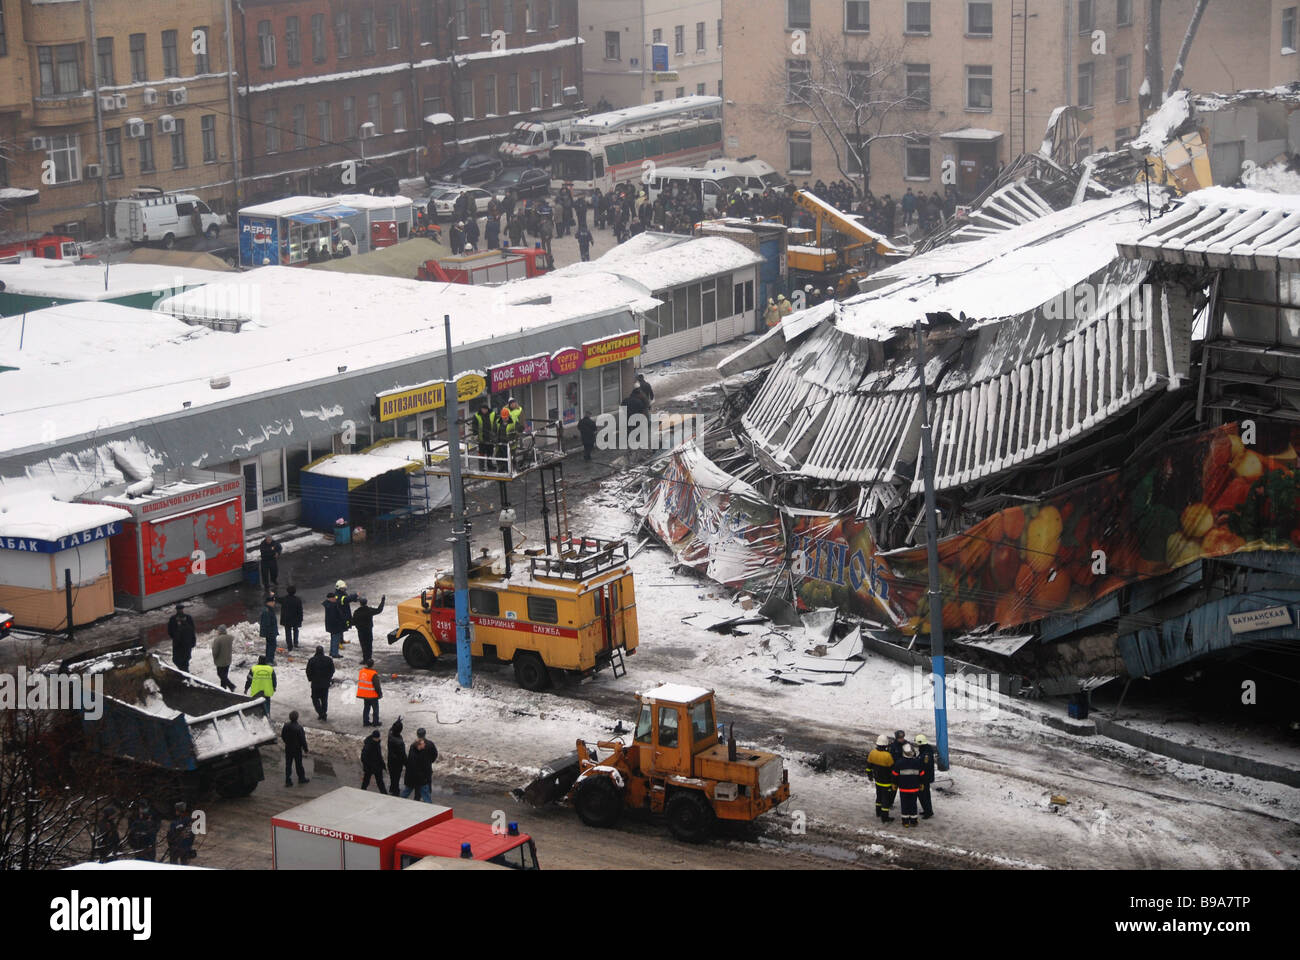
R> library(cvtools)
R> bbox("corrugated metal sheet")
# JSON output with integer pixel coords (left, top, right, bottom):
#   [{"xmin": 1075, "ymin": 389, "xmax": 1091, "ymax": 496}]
[
  {"xmin": 801, "ymin": 391, "xmax": 919, "ymax": 482},
  {"xmin": 948, "ymin": 180, "xmax": 1057, "ymax": 243},
  {"xmin": 1119, "ymin": 187, "xmax": 1300, "ymax": 270}
]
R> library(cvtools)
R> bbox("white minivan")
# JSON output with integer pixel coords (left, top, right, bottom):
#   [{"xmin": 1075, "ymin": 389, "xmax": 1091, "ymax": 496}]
[
  {"xmin": 646, "ymin": 167, "xmax": 747, "ymax": 214},
  {"xmin": 113, "ymin": 187, "xmax": 224, "ymax": 248},
  {"xmin": 498, "ymin": 118, "xmax": 576, "ymax": 163},
  {"xmin": 697, "ymin": 157, "xmax": 787, "ymax": 194}
]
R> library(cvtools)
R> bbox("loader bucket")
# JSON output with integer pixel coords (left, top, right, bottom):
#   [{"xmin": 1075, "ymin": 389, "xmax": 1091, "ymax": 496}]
[{"xmin": 516, "ymin": 752, "xmax": 581, "ymax": 807}]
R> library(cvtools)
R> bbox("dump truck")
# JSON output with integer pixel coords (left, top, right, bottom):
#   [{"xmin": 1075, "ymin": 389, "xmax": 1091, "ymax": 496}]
[
  {"xmin": 272, "ymin": 787, "xmax": 538, "ymax": 869},
  {"xmin": 54, "ymin": 644, "xmax": 276, "ymax": 799},
  {"xmin": 388, "ymin": 536, "xmax": 638, "ymax": 691},
  {"xmin": 521, "ymin": 684, "xmax": 790, "ymax": 843}
]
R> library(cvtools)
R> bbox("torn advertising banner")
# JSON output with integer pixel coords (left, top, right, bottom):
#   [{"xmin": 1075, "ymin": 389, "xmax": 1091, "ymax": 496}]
[
  {"xmin": 790, "ymin": 420, "xmax": 1300, "ymax": 634},
  {"xmin": 641, "ymin": 442, "xmax": 785, "ymax": 593}
]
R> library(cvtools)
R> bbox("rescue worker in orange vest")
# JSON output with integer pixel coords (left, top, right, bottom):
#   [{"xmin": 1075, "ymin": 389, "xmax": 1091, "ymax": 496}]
[
  {"xmin": 896, "ymin": 742, "xmax": 924, "ymax": 828},
  {"xmin": 867, "ymin": 734, "xmax": 898, "ymax": 823},
  {"xmin": 357, "ymin": 659, "xmax": 383, "ymax": 727}
]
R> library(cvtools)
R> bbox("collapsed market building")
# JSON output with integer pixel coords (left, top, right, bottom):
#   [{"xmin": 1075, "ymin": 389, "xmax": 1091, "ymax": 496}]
[{"xmin": 642, "ymin": 182, "xmax": 1300, "ymax": 698}]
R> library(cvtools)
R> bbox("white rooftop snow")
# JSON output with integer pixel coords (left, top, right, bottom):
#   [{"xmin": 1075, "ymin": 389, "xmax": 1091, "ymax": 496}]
[
  {"xmin": 0, "ymin": 491, "xmax": 129, "ymax": 542},
  {"xmin": 0, "ymin": 300, "xmax": 207, "ymax": 369},
  {"xmin": 940, "ymin": 127, "xmax": 1004, "ymax": 141},
  {"xmin": 554, "ymin": 235, "xmax": 762, "ymax": 293},
  {"xmin": 0, "ymin": 259, "xmax": 225, "ymax": 300},
  {"xmin": 640, "ymin": 682, "xmax": 713, "ymax": 703}
]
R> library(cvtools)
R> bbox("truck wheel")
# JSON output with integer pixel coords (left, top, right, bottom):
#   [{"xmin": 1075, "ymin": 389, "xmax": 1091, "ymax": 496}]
[
  {"xmin": 162, "ymin": 233, "xmax": 176, "ymax": 249},
  {"xmin": 513, "ymin": 652, "xmax": 551, "ymax": 691},
  {"xmin": 402, "ymin": 632, "xmax": 435, "ymax": 670},
  {"xmin": 666, "ymin": 791, "xmax": 714, "ymax": 844},
  {"xmin": 573, "ymin": 775, "xmax": 622, "ymax": 828},
  {"xmin": 205, "ymin": 224, "xmax": 220, "ymax": 240},
  {"xmin": 214, "ymin": 775, "xmax": 258, "ymax": 799}
]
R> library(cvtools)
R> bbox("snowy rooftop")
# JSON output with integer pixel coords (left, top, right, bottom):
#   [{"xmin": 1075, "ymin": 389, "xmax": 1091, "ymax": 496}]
[
  {"xmin": 1119, "ymin": 186, "xmax": 1300, "ymax": 269},
  {"xmin": 0, "ymin": 300, "xmax": 208, "ymax": 369},
  {"xmin": 639, "ymin": 682, "xmax": 713, "ymax": 703},
  {"xmin": 0, "ymin": 491, "xmax": 129, "ymax": 542},
  {"xmin": 274, "ymin": 786, "xmax": 451, "ymax": 838},
  {"xmin": 554, "ymin": 235, "xmax": 762, "ymax": 292},
  {"xmin": 0, "ymin": 258, "xmax": 226, "ymax": 300}
]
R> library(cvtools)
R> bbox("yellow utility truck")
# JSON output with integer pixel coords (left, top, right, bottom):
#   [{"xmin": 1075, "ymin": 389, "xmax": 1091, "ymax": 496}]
[{"xmin": 387, "ymin": 537, "xmax": 638, "ymax": 690}]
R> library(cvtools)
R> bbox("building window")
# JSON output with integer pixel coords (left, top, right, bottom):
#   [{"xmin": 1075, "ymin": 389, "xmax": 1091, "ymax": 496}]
[
  {"xmin": 162, "ymin": 30, "xmax": 179, "ymax": 77},
  {"xmin": 787, "ymin": 0, "xmax": 811, "ymax": 29},
  {"xmin": 845, "ymin": 1, "xmax": 869, "ymax": 32},
  {"xmin": 654, "ymin": 90, "xmax": 664, "ymax": 102},
  {"xmin": 547, "ymin": 0, "xmax": 557, "ymax": 27},
  {"xmin": 1076, "ymin": 136, "xmax": 1093, "ymax": 158},
  {"xmin": 194, "ymin": 26, "xmax": 210, "ymax": 73},
  {"xmin": 292, "ymin": 104, "xmax": 306, "ymax": 148},
  {"xmin": 1115, "ymin": 126, "xmax": 1133, "ymax": 149},
  {"xmin": 312, "ymin": 14, "xmax": 327, "ymax": 62},
  {"xmin": 421, "ymin": 0, "xmax": 436, "ymax": 42},
  {"xmin": 1285, "ymin": 7, "xmax": 1297, "ymax": 54},
  {"xmin": 604, "ymin": 31, "xmax": 620, "ymax": 60},
  {"xmin": 674, "ymin": 25, "xmax": 684, "ymax": 54},
  {"xmin": 696, "ymin": 21, "xmax": 705, "ymax": 52},
  {"xmin": 286, "ymin": 17, "xmax": 301, "ymax": 66},
  {"xmin": 1117, "ymin": 0, "xmax": 1133, "ymax": 27},
  {"xmin": 1077, "ymin": 61, "xmax": 1094, "ymax": 107},
  {"xmin": 392, "ymin": 89, "xmax": 406, "ymax": 129},
  {"xmin": 652, "ymin": 27, "xmax": 662, "ymax": 44},
  {"xmin": 335, "ymin": 11, "xmax": 351, "ymax": 57},
  {"xmin": 265, "ymin": 109, "xmax": 279, "ymax": 153},
  {"xmin": 966, "ymin": 64, "xmax": 993, "ymax": 110},
  {"xmin": 696, "ymin": 81, "xmax": 706, "ymax": 95},
  {"xmin": 484, "ymin": 74, "xmax": 497, "ymax": 115},
  {"xmin": 454, "ymin": 0, "xmax": 468, "ymax": 37},
  {"xmin": 96, "ymin": 37, "xmax": 115, "ymax": 87},
  {"xmin": 905, "ymin": 62, "xmax": 930, "ymax": 108},
  {"xmin": 530, "ymin": 68, "xmax": 541, "ymax": 108},
  {"xmin": 138, "ymin": 124, "xmax": 155, "ymax": 172},
  {"xmin": 507, "ymin": 72, "xmax": 519, "ymax": 111},
  {"xmin": 456, "ymin": 79, "xmax": 472, "ymax": 118},
  {"xmin": 38, "ymin": 44, "xmax": 83, "ymax": 97},
  {"xmin": 387, "ymin": 3, "xmax": 402, "ymax": 47},
  {"xmin": 1115, "ymin": 54, "xmax": 1131, "ymax": 102},
  {"xmin": 717, "ymin": 18, "xmax": 723, "ymax": 46},
  {"xmin": 967, "ymin": 1, "xmax": 992, "ymax": 36},
  {"xmin": 905, "ymin": 1, "xmax": 930, "ymax": 34},
  {"xmin": 1078, "ymin": 0, "xmax": 1094, "ymax": 33},
  {"xmin": 480, "ymin": 1, "xmax": 491, "ymax": 36},
  {"xmin": 717, "ymin": 78, "xmax": 723, "ymax": 97},
  {"xmin": 847, "ymin": 135, "xmax": 868, "ymax": 175},
  {"xmin": 170, "ymin": 118, "xmax": 187, "ymax": 167},
  {"xmin": 787, "ymin": 59, "xmax": 811, "ymax": 102},
  {"xmin": 343, "ymin": 96, "xmax": 356, "ymax": 138},
  {"xmin": 551, "ymin": 66, "xmax": 562, "ymax": 105},
  {"xmin": 905, "ymin": 135, "xmax": 930, "ymax": 179},
  {"xmin": 361, "ymin": 5, "xmax": 376, "ymax": 53},
  {"xmin": 258, "ymin": 20, "xmax": 276, "ymax": 68},
  {"xmin": 525, "ymin": 0, "xmax": 536, "ymax": 31},
  {"xmin": 130, "ymin": 33, "xmax": 146, "ymax": 82},
  {"xmin": 368, "ymin": 92, "xmax": 382, "ymax": 131},
  {"xmin": 317, "ymin": 100, "xmax": 333, "ymax": 143},
  {"xmin": 47, "ymin": 134, "xmax": 81, "ymax": 183},
  {"xmin": 201, "ymin": 114, "xmax": 217, "ymax": 162},
  {"xmin": 788, "ymin": 130, "xmax": 811, "ymax": 173},
  {"xmin": 676, "ymin": 86, "xmax": 685, "ymax": 97},
  {"xmin": 503, "ymin": 0, "xmax": 514, "ymax": 34},
  {"xmin": 105, "ymin": 127, "xmax": 123, "ymax": 176},
  {"xmin": 847, "ymin": 61, "xmax": 870, "ymax": 100},
  {"xmin": 0, "ymin": 1, "xmax": 6, "ymax": 58}
]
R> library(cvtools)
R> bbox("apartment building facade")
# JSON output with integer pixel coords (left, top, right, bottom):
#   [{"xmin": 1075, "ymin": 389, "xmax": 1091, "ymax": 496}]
[
  {"xmin": 723, "ymin": 0, "xmax": 1281, "ymax": 200},
  {"xmin": 0, "ymin": 0, "xmax": 240, "ymax": 239},
  {"xmin": 581, "ymin": 0, "xmax": 722, "ymax": 109},
  {"xmin": 236, "ymin": 0, "xmax": 583, "ymax": 201}
]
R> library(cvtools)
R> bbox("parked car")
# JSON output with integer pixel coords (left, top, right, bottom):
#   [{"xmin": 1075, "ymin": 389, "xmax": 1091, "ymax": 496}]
[
  {"xmin": 424, "ymin": 153, "xmax": 504, "ymax": 186},
  {"xmin": 423, "ymin": 184, "xmax": 495, "ymax": 222},
  {"xmin": 0, "ymin": 609, "xmax": 13, "ymax": 638},
  {"xmin": 484, "ymin": 166, "xmax": 552, "ymax": 201},
  {"xmin": 312, "ymin": 162, "xmax": 400, "ymax": 196}
]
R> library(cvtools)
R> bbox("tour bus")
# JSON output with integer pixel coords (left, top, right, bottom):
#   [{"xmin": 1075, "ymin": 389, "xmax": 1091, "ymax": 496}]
[
  {"xmin": 569, "ymin": 95, "xmax": 722, "ymax": 139},
  {"xmin": 645, "ymin": 166, "xmax": 747, "ymax": 213},
  {"xmin": 549, "ymin": 115, "xmax": 725, "ymax": 194}
]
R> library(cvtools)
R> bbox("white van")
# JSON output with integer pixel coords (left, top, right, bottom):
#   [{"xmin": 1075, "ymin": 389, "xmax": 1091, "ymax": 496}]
[
  {"xmin": 113, "ymin": 188, "xmax": 223, "ymax": 248},
  {"xmin": 498, "ymin": 118, "xmax": 576, "ymax": 163},
  {"xmin": 646, "ymin": 166, "xmax": 747, "ymax": 214},
  {"xmin": 697, "ymin": 157, "xmax": 787, "ymax": 194}
]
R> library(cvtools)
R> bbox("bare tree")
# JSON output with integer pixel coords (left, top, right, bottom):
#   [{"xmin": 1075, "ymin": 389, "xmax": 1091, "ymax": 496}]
[
  {"xmin": 763, "ymin": 32, "xmax": 936, "ymax": 199},
  {"xmin": 1166, "ymin": 0, "xmax": 1211, "ymax": 96}
]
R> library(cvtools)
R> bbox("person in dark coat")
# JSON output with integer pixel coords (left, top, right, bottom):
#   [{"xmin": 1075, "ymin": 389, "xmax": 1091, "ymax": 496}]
[
  {"xmin": 351, "ymin": 595, "xmax": 386, "ymax": 662},
  {"xmin": 916, "ymin": 733, "xmax": 936, "ymax": 819},
  {"xmin": 387, "ymin": 718, "xmax": 407, "ymax": 796},
  {"xmin": 576, "ymin": 226, "xmax": 593, "ymax": 261},
  {"xmin": 258, "ymin": 535, "xmax": 283, "ymax": 588},
  {"xmin": 464, "ymin": 215, "xmax": 480, "ymax": 251},
  {"xmin": 278, "ymin": 584, "xmax": 303, "ymax": 650},
  {"xmin": 323, "ymin": 592, "xmax": 345, "ymax": 658},
  {"xmin": 402, "ymin": 727, "xmax": 438, "ymax": 803},
  {"xmin": 888, "ymin": 728, "xmax": 908, "ymax": 763},
  {"xmin": 867, "ymin": 734, "xmax": 898, "ymax": 823},
  {"xmin": 165, "ymin": 802, "xmax": 196, "ymax": 864},
  {"xmin": 126, "ymin": 803, "xmax": 159, "ymax": 862},
  {"xmin": 361, "ymin": 729, "xmax": 387, "ymax": 793},
  {"xmin": 578, "ymin": 412, "xmax": 598, "ymax": 461},
  {"xmin": 485, "ymin": 213, "xmax": 501, "ymax": 249},
  {"xmin": 634, "ymin": 373, "xmax": 654, "ymax": 405},
  {"xmin": 305, "ymin": 645, "xmax": 335, "ymax": 721},
  {"xmin": 624, "ymin": 388, "xmax": 648, "ymax": 421},
  {"xmin": 211, "ymin": 624, "xmax": 235, "ymax": 691},
  {"xmin": 167, "ymin": 604, "xmax": 197, "ymax": 673},
  {"xmin": 449, "ymin": 221, "xmax": 465, "ymax": 253},
  {"xmin": 281, "ymin": 710, "xmax": 310, "ymax": 787},
  {"xmin": 91, "ymin": 807, "xmax": 121, "ymax": 863},
  {"xmin": 335, "ymin": 581, "xmax": 359, "ymax": 627},
  {"xmin": 473, "ymin": 403, "xmax": 495, "ymax": 467},
  {"xmin": 574, "ymin": 194, "xmax": 588, "ymax": 231},
  {"xmin": 258, "ymin": 596, "xmax": 279, "ymax": 664},
  {"xmin": 896, "ymin": 742, "xmax": 924, "ymax": 828}
]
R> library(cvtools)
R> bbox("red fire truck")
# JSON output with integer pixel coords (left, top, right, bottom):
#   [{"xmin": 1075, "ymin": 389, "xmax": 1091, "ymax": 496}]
[{"xmin": 0, "ymin": 235, "xmax": 93, "ymax": 264}]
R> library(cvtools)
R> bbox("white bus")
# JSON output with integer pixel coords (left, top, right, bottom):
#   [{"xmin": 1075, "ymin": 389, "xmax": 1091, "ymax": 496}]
[
  {"xmin": 550, "ymin": 115, "xmax": 725, "ymax": 193},
  {"xmin": 569, "ymin": 95, "xmax": 722, "ymax": 139}
]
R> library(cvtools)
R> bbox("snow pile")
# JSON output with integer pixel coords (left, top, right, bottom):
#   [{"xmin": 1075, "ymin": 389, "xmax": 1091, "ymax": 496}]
[
  {"xmin": 1129, "ymin": 89, "xmax": 1193, "ymax": 153},
  {"xmin": 1238, "ymin": 159, "xmax": 1300, "ymax": 195},
  {"xmin": 0, "ymin": 490, "xmax": 129, "ymax": 542}
]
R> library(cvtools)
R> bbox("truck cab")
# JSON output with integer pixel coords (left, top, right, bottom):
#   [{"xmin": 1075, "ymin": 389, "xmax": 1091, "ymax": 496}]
[{"xmin": 389, "ymin": 538, "xmax": 638, "ymax": 690}]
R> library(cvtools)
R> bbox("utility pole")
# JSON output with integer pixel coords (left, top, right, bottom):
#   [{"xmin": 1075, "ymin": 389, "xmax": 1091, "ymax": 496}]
[
  {"xmin": 443, "ymin": 315, "xmax": 472, "ymax": 687},
  {"xmin": 914, "ymin": 319, "xmax": 949, "ymax": 771}
]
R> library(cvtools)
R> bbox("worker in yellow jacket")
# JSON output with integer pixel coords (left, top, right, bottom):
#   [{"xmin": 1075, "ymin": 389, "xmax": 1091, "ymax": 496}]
[
  {"xmin": 244, "ymin": 655, "xmax": 276, "ymax": 717},
  {"xmin": 867, "ymin": 734, "xmax": 898, "ymax": 823}
]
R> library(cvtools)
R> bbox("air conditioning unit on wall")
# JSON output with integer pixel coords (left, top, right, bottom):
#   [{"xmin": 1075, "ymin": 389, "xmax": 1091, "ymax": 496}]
[
  {"xmin": 142, "ymin": 88, "xmax": 159, "ymax": 106},
  {"xmin": 84, "ymin": 163, "xmax": 103, "ymax": 178},
  {"xmin": 167, "ymin": 87, "xmax": 188, "ymax": 106},
  {"xmin": 127, "ymin": 119, "xmax": 146, "ymax": 138},
  {"xmin": 29, "ymin": 136, "xmax": 47, "ymax": 151},
  {"xmin": 100, "ymin": 94, "xmax": 119, "ymax": 111},
  {"xmin": 159, "ymin": 114, "xmax": 177, "ymax": 133},
  {"xmin": 114, "ymin": 92, "xmax": 128, "ymax": 109}
]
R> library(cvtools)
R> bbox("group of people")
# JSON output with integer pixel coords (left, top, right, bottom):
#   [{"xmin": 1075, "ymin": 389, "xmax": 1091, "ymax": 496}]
[
  {"xmin": 280, "ymin": 708, "xmax": 439, "ymax": 802},
  {"xmin": 90, "ymin": 800, "xmax": 197, "ymax": 865},
  {"xmin": 471, "ymin": 397, "xmax": 529, "ymax": 472},
  {"xmin": 866, "ymin": 729, "xmax": 937, "ymax": 828}
]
